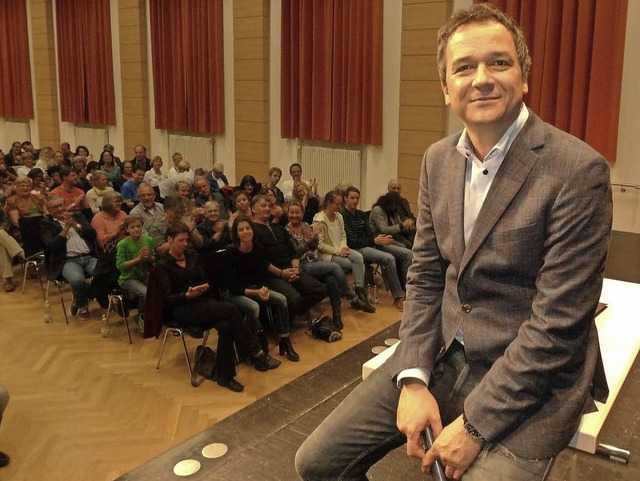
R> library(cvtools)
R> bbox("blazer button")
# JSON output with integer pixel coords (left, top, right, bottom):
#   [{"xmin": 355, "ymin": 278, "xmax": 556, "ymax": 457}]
[{"xmin": 461, "ymin": 303, "xmax": 472, "ymax": 313}]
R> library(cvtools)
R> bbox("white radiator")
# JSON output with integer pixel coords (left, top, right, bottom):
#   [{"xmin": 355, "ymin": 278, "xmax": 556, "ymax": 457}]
[{"xmin": 299, "ymin": 145, "xmax": 362, "ymax": 197}]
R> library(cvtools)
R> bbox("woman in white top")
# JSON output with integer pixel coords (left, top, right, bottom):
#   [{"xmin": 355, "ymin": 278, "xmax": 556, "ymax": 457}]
[
  {"xmin": 86, "ymin": 171, "xmax": 115, "ymax": 214},
  {"xmin": 313, "ymin": 190, "xmax": 368, "ymax": 301},
  {"xmin": 143, "ymin": 155, "xmax": 167, "ymax": 186}
]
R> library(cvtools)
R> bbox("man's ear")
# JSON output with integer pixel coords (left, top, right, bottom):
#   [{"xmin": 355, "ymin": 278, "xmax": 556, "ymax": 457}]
[{"xmin": 442, "ymin": 83, "xmax": 451, "ymax": 106}]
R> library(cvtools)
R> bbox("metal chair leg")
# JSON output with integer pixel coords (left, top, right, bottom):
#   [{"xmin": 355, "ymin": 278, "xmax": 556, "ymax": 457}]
[
  {"xmin": 56, "ymin": 281, "xmax": 69, "ymax": 324},
  {"xmin": 156, "ymin": 328, "xmax": 173, "ymax": 369},
  {"xmin": 181, "ymin": 332, "xmax": 192, "ymax": 376}
]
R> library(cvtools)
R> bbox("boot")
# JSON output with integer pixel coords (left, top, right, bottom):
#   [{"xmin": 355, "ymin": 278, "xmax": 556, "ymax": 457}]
[
  {"xmin": 349, "ymin": 296, "xmax": 375, "ymax": 313},
  {"xmin": 278, "ymin": 336, "xmax": 300, "ymax": 362},
  {"xmin": 355, "ymin": 286, "xmax": 368, "ymax": 303},
  {"xmin": 252, "ymin": 351, "xmax": 281, "ymax": 371},
  {"xmin": 332, "ymin": 315, "xmax": 344, "ymax": 330}
]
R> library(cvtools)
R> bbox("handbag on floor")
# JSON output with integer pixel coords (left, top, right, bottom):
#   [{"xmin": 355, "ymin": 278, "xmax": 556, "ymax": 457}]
[{"xmin": 191, "ymin": 345, "xmax": 217, "ymax": 387}]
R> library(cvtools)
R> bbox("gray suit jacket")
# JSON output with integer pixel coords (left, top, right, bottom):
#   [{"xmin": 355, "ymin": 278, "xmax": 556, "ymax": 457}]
[{"xmin": 383, "ymin": 112, "xmax": 612, "ymax": 459}]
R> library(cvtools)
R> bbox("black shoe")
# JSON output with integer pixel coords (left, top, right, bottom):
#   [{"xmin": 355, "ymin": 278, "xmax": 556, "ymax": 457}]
[
  {"xmin": 217, "ymin": 377, "xmax": 244, "ymax": 392},
  {"xmin": 349, "ymin": 296, "xmax": 376, "ymax": 313},
  {"xmin": 332, "ymin": 315, "xmax": 344, "ymax": 330},
  {"xmin": 355, "ymin": 286, "xmax": 368, "ymax": 303},
  {"xmin": 252, "ymin": 351, "xmax": 281, "ymax": 371},
  {"xmin": 278, "ymin": 337, "xmax": 300, "ymax": 362},
  {"xmin": 0, "ymin": 451, "xmax": 9, "ymax": 468}
]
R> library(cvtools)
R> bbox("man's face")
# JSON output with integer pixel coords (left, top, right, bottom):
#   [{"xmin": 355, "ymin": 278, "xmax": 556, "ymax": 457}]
[
  {"xmin": 11, "ymin": 142, "xmax": 22, "ymax": 156},
  {"xmin": 441, "ymin": 21, "xmax": 528, "ymax": 135},
  {"xmin": 290, "ymin": 166, "xmax": 302, "ymax": 181},
  {"xmin": 138, "ymin": 186, "xmax": 155, "ymax": 207},
  {"xmin": 345, "ymin": 191, "xmax": 360, "ymax": 211},
  {"xmin": 196, "ymin": 181, "xmax": 210, "ymax": 197},
  {"xmin": 134, "ymin": 146, "xmax": 145, "ymax": 161},
  {"xmin": 204, "ymin": 203, "xmax": 220, "ymax": 222},
  {"xmin": 269, "ymin": 170, "xmax": 281, "ymax": 184},
  {"xmin": 388, "ymin": 182, "xmax": 401, "ymax": 193},
  {"xmin": 47, "ymin": 199, "xmax": 67, "ymax": 220},
  {"xmin": 251, "ymin": 198, "xmax": 271, "ymax": 221},
  {"xmin": 212, "ymin": 169, "xmax": 222, "ymax": 179},
  {"xmin": 61, "ymin": 143, "xmax": 70, "ymax": 155},
  {"xmin": 63, "ymin": 171, "xmax": 78, "ymax": 186},
  {"xmin": 133, "ymin": 169, "xmax": 145, "ymax": 183},
  {"xmin": 173, "ymin": 154, "xmax": 183, "ymax": 167}
]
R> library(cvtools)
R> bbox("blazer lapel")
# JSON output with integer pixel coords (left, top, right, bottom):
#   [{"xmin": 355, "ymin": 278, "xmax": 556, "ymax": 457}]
[
  {"xmin": 459, "ymin": 114, "xmax": 546, "ymax": 276},
  {"xmin": 445, "ymin": 149, "xmax": 466, "ymax": 268}
]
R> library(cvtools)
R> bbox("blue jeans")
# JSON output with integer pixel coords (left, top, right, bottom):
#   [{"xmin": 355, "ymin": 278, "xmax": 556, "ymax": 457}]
[
  {"xmin": 224, "ymin": 292, "xmax": 290, "ymax": 335},
  {"xmin": 330, "ymin": 250, "xmax": 365, "ymax": 288},
  {"xmin": 295, "ymin": 344, "xmax": 553, "ymax": 481},
  {"xmin": 302, "ymin": 261, "xmax": 356, "ymax": 317},
  {"xmin": 62, "ymin": 255, "xmax": 97, "ymax": 307},
  {"xmin": 358, "ymin": 247, "xmax": 405, "ymax": 299},
  {"xmin": 378, "ymin": 244, "xmax": 412, "ymax": 288},
  {"xmin": 122, "ymin": 279, "xmax": 147, "ymax": 314}
]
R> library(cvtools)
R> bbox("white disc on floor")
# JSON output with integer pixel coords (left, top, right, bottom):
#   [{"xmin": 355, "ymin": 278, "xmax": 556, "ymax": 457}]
[
  {"xmin": 202, "ymin": 442, "xmax": 228, "ymax": 459},
  {"xmin": 173, "ymin": 459, "xmax": 201, "ymax": 476},
  {"xmin": 372, "ymin": 345, "xmax": 387, "ymax": 354},
  {"xmin": 384, "ymin": 338, "xmax": 400, "ymax": 346}
]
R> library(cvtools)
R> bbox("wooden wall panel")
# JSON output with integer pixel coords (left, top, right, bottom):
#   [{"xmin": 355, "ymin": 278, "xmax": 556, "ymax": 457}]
[
  {"xmin": 233, "ymin": 0, "xmax": 270, "ymax": 181},
  {"xmin": 118, "ymin": 0, "xmax": 150, "ymax": 159},
  {"xmin": 30, "ymin": 0, "xmax": 60, "ymax": 148},
  {"xmin": 397, "ymin": 1, "xmax": 451, "ymax": 213}
]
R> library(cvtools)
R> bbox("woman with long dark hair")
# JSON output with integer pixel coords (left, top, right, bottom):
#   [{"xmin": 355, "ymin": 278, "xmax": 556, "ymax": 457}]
[
  {"xmin": 370, "ymin": 191, "xmax": 415, "ymax": 249},
  {"xmin": 157, "ymin": 221, "xmax": 279, "ymax": 392}
]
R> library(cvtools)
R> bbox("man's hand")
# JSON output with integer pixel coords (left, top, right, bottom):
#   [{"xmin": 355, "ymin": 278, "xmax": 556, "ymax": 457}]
[
  {"xmin": 422, "ymin": 415, "xmax": 483, "ymax": 480},
  {"xmin": 397, "ymin": 380, "xmax": 443, "ymax": 459},
  {"xmin": 282, "ymin": 267, "xmax": 300, "ymax": 282},
  {"xmin": 258, "ymin": 286, "xmax": 269, "ymax": 302},
  {"xmin": 374, "ymin": 234, "xmax": 394, "ymax": 246}
]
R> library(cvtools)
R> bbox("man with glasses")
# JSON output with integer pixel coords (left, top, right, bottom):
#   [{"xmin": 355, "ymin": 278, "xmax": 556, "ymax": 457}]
[{"xmin": 40, "ymin": 195, "xmax": 98, "ymax": 319}]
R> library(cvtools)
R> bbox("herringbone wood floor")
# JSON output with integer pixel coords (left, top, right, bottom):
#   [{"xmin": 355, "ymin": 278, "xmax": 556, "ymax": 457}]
[{"xmin": 0, "ymin": 270, "xmax": 400, "ymax": 481}]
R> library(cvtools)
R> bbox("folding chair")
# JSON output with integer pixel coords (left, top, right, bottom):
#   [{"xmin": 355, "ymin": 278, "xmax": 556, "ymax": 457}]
[
  {"xmin": 18, "ymin": 215, "xmax": 46, "ymax": 299},
  {"xmin": 105, "ymin": 288, "xmax": 133, "ymax": 344}
]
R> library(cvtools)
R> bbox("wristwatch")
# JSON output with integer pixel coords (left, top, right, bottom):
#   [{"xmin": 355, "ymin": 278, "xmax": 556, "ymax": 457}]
[{"xmin": 462, "ymin": 412, "xmax": 485, "ymax": 441}]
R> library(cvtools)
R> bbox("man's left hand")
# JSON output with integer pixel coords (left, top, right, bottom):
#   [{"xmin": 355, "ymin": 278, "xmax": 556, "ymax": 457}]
[{"xmin": 422, "ymin": 415, "xmax": 483, "ymax": 480}]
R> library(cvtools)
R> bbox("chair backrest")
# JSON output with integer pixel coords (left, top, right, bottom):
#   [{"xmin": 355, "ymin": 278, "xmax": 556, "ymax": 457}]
[{"xmin": 18, "ymin": 215, "xmax": 46, "ymax": 258}]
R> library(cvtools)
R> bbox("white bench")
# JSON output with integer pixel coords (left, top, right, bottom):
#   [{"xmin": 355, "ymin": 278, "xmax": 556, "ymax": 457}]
[{"xmin": 363, "ymin": 278, "xmax": 640, "ymax": 458}]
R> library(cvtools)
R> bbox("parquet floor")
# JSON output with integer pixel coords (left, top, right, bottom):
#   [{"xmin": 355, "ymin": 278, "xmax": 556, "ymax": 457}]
[{"xmin": 0, "ymin": 269, "xmax": 400, "ymax": 481}]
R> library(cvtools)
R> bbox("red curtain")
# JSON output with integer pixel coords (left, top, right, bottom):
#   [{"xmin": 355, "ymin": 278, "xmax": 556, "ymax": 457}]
[
  {"xmin": 478, "ymin": 0, "xmax": 628, "ymax": 162},
  {"xmin": 150, "ymin": 0, "xmax": 225, "ymax": 134},
  {"xmin": 0, "ymin": 0, "xmax": 34, "ymax": 119},
  {"xmin": 56, "ymin": 0, "xmax": 115, "ymax": 125},
  {"xmin": 281, "ymin": 0, "xmax": 383, "ymax": 145}
]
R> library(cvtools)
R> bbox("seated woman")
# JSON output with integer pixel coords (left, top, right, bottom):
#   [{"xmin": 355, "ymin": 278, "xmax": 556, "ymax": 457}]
[
  {"xmin": 266, "ymin": 167, "xmax": 285, "ymax": 205},
  {"xmin": 226, "ymin": 190, "xmax": 251, "ymax": 228},
  {"xmin": 90, "ymin": 191, "xmax": 128, "ymax": 254},
  {"xmin": 156, "ymin": 221, "xmax": 278, "ymax": 392},
  {"xmin": 313, "ymin": 190, "xmax": 368, "ymax": 302},
  {"xmin": 99, "ymin": 150, "xmax": 121, "ymax": 189},
  {"xmin": 223, "ymin": 216, "xmax": 297, "ymax": 361},
  {"xmin": 261, "ymin": 186, "xmax": 283, "ymax": 224},
  {"xmin": 369, "ymin": 191, "xmax": 416, "ymax": 249},
  {"xmin": 0, "ymin": 209, "xmax": 24, "ymax": 292},
  {"xmin": 292, "ymin": 180, "xmax": 319, "ymax": 225},
  {"xmin": 197, "ymin": 200, "xmax": 231, "ymax": 252},
  {"xmin": 5, "ymin": 175, "xmax": 47, "ymax": 241},
  {"xmin": 116, "ymin": 216, "xmax": 154, "ymax": 322},
  {"xmin": 143, "ymin": 156, "xmax": 167, "ymax": 187},
  {"xmin": 286, "ymin": 201, "xmax": 374, "ymax": 328},
  {"xmin": 27, "ymin": 168, "xmax": 46, "ymax": 196},
  {"xmin": 86, "ymin": 171, "xmax": 115, "ymax": 214},
  {"xmin": 238, "ymin": 174, "xmax": 260, "ymax": 201}
]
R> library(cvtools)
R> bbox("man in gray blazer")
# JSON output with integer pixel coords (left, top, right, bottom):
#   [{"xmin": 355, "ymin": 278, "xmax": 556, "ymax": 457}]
[{"xmin": 295, "ymin": 4, "xmax": 612, "ymax": 481}]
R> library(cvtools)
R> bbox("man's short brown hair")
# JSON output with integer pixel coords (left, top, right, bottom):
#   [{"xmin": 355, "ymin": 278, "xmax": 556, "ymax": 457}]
[{"xmin": 436, "ymin": 3, "xmax": 531, "ymax": 85}]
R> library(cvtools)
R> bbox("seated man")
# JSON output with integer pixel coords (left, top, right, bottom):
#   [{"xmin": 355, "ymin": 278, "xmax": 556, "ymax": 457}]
[
  {"xmin": 280, "ymin": 163, "xmax": 317, "ymax": 201},
  {"xmin": 342, "ymin": 186, "xmax": 411, "ymax": 311},
  {"xmin": 129, "ymin": 182, "xmax": 164, "ymax": 233},
  {"xmin": 251, "ymin": 194, "xmax": 327, "ymax": 320},
  {"xmin": 0, "ymin": 384, "xmax": 8, "ymax": 467},
  {"xmin": 40, "ymin": 194, "xmax": 98, "ymax": 319},
  {"xmin": 207, "ymin": 162, "xmax": 229, "ymax": 194},
  {"xmin": 130, "ymin": 145, "xmax": 152, "ymax": 172},
  {"xmin": 120, "ymin": 166, "xmax": 145, "ymax": 209},
  {"xmin": 50, "ymin": 167, "xmax": 89, "ymax": 211},
  {"xmin": 388, "ymin": 178, "xmax": 416, "ymax": 226},
  {"xmin": 148, "ymin": 195, "xmax": 203, "ymax": 256}
]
